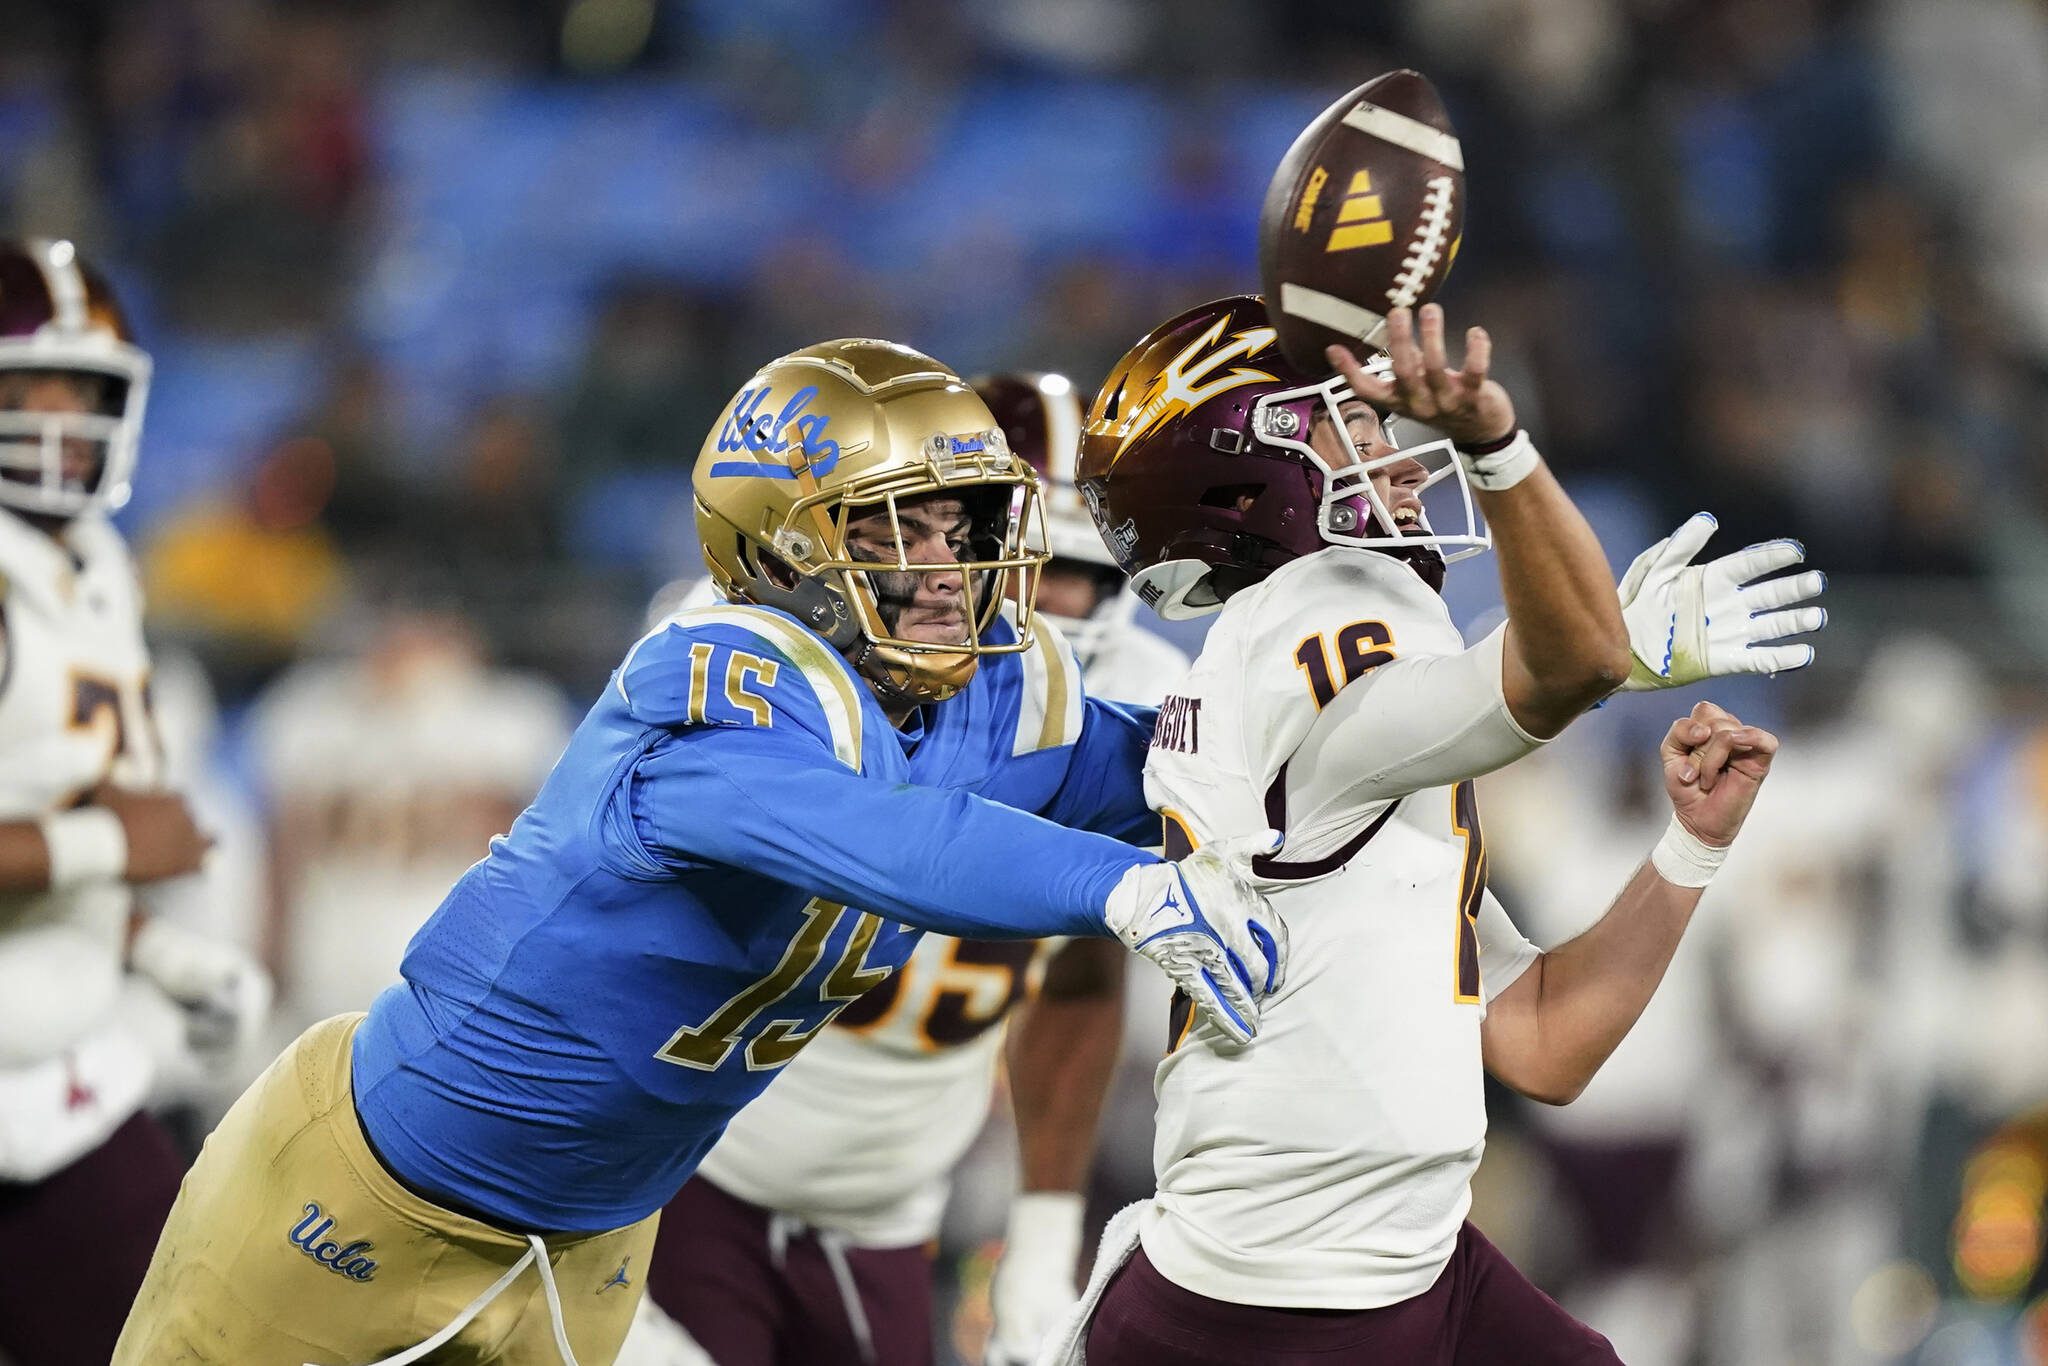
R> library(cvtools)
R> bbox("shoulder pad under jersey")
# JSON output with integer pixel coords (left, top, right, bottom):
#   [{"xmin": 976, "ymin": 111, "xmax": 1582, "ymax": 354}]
[
  {"xmin": 616, "ymin": 603, "xmax": 869, "ymax": 770},
  {"xmin": 989, "ymin": 610, "xmax": 1085, "ymax": 757}
]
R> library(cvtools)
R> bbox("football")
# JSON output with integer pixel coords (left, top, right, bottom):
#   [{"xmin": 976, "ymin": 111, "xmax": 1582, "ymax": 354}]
[{"xmin": 1258, "ymin": 69, "xmax": 1466, "ymax": 373}]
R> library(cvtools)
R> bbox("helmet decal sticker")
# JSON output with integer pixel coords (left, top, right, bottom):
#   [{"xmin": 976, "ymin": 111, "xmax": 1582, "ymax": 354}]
[
  {"xmin": 708, "ymin": 384, "xmax": 842, "ymax": 479},
  {"xmin": 1113, "ymin": 315, "xmax": 1281, "ymax": 460}
]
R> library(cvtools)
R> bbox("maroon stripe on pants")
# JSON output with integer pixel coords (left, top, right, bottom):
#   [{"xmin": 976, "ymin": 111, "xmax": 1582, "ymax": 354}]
[
  {"xmin": 644, "ymin": 1175, "xmax": 936, "ymax": 1366},
  {"xmin": 1084, "ymin": 1225, "xmax": 1621, "ymax": 1365},
  {"xmin": 0, "ymin": 1110, "xmax": 185, "ymax": 1366}
]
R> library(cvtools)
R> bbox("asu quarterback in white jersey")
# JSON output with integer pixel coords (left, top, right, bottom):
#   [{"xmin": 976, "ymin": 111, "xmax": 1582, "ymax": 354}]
[
  {"xmin": 1045, "ymin": 298, "xmax": 1827, "ymax": 1366},
  {"xmin": 0, "ymin": 238, "xmax": 266, "ymax": 1366},
  {"xmin": 625, "ymin": 373, "xmax": 1192, "ymax": 1366}
]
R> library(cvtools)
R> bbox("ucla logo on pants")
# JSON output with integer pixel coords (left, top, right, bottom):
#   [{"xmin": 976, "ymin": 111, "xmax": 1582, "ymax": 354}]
[{"xmin": 289, "ymin": 1201, "xmax": 378, "ymax": 1282}]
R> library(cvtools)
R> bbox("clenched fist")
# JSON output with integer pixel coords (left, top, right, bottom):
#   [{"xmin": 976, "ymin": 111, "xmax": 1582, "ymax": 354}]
[{"xmin": 1659, "ymin": 701, "xmax": 1779, "ymax": 848}]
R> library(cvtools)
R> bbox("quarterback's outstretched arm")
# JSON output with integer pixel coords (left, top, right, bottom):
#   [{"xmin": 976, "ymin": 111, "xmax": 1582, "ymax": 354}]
[
  {"xmin": 1336, "ymin": 305, "xmax": 1630, "ymax": 737},
  {"xmin": 1480, "ymin": 701, "xmax": 1776, "ymax": 1104}
]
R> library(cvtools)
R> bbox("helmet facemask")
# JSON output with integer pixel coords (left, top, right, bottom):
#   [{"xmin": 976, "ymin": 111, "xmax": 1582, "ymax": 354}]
[
  {"xmin": 825, "ymin": 477, "xmax": 1046, "ymax": 704},
  {"xmin": 0, "ymin": 343, "xmax": 151, "ymax": 520},
  {"xmin": 719, "ymin": 440, "xmax": 1049, "ymax": 707},
  {"xmin": 1247, "ymin": 371, "xmax": 1488, "ymax": 586}
]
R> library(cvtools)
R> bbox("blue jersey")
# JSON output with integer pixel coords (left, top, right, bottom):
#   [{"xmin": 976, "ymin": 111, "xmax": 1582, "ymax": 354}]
[{"xmin": 351, "ymin": 603, "xmax": 1158, "ymax": 1231}]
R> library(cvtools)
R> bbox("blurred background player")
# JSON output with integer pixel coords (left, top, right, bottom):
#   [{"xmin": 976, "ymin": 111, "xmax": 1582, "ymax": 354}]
[
  {"xmin": 0, "ymin": 237, "xmax": 267, "ymax": 1366},
  {"xmin": 621, "ymin": 372, "xmax": 1192, "ymax": 1366},
  {"xmin": 248, "ymin": 603, "xmax": 570, "ymax": 1037}
]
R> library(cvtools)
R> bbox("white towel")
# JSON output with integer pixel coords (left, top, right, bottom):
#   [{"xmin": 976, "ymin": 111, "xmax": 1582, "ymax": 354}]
[{"xmin": 1033, "ymin": 1201, "xmax": 1148, "ymax": 1366}]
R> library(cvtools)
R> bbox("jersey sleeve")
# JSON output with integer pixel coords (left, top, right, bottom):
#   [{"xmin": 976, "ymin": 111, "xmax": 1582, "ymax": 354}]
[
  {"xmin": 1037, "ymin": 695, "xmax": 1159, "ymax": 844},
  {"xmin": 615, "ymin": 608, "xmax": 864, "ymax": 768},
  {"xmin": 612, "ymin": 608, "xmax": 1155, "ymax": 940},
  {"xmin": 1477, "ymin": 888, "xmax": 1539, "ymax": 1005},
  {"xmin": 1279, "ymin": 622, "xmax": 1544, "ymax": 859},
  {"xmin": 621, "ymin": 724, "xmax": 1149, "ymax": 941}
]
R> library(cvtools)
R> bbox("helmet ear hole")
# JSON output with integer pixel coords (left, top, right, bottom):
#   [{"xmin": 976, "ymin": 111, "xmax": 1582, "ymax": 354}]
[
  {"xmin": 759, "ymin": 550, "xmax": 800, "ymax": 591},
  {"xmin": 1199, "ymin": 483, "xmax": 1263, "ymax": 513}
]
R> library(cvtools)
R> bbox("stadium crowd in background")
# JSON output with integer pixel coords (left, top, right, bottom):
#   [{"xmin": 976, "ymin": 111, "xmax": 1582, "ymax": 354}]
[{"xmin": 1, "ymin": 1, "xmax": 2044, "ymax": 1362}]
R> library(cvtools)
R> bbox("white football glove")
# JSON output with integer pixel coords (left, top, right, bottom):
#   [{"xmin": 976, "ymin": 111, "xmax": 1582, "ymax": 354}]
[
  {"xmin": 984, "ymin": 1192, "xmax": 1084, "ymax": 1366},
  {"xmin": 1102, "ymin": 831, "xmax": 1286, "ymax": 1046},
  {"xmin": 1617, "ymin": 512, "xmax": 1827, "ymax": 691},
  {"xmin": 129, "ymin": 918, "xmax": 273, "ymax": 1064}
]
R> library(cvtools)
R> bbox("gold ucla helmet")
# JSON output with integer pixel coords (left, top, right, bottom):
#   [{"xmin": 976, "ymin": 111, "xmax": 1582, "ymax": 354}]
[{"xmin": 693, "ymin": 339, "xmax": 1048, "ymax": 705}]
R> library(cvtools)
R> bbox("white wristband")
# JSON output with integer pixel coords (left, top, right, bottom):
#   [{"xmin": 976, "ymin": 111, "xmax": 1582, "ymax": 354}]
[
  {"xmin": 1456, "ymin": 429, "xmax": 1542, "ymax": 492},
  {"xmin": 37, "ymin": 807, "xmax": 128, "ymax": 888},
  {"xmin": 1650, "ymin": 817, "xmax": 1728, "ymax": 888},
  {"xmin": 1004, "ymin": 1190, "xmax": 1085, "ymax": 1266}
]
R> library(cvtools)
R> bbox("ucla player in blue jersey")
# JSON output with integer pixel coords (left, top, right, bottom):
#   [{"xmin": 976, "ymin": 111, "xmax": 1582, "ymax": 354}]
[{"xmin": 115, "ymin": 339, "xmax": 1286, "ymax": 1366}]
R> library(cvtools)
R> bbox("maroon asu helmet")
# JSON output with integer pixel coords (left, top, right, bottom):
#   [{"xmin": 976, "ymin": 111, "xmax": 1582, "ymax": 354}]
[{"xmin": 1076, "ymin": 295, "xmax": 1486, "ymax": 619}]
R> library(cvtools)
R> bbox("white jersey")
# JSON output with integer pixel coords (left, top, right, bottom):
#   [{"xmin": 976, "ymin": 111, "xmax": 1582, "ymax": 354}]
[
  {"xmin": 0, "ymin": 508, "xmax": 162, "ymax": 1176},
  {"xmin": 251, "ymin": 648, "xmax": 570, "ymax": 1031},
  {"xmin": 698, "ymin": 617, "xmax": 1191, "ymax": 1247},
  {"xmin": 1138, "ymin": 547, "xmax": 1545, "ymax": 1310}
]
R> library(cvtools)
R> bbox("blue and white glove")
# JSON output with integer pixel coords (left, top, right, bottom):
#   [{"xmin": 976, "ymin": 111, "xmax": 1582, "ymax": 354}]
[
  {"xmin": 1102, "ymin": 831, "xmax": 1287, "ymax": 1046},
  {"xmin": 1617, "ymin": 512, "xmax": 1828, "ymax": 691}
]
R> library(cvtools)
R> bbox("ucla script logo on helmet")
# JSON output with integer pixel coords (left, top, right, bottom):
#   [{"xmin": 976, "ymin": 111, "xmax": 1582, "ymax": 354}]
[
  {"xmin": 708, "ymin": 383, "xmax": 841, "ymax": 480},
  {"xmin": 1114, "ymin": 316, "xmax": 1279, "ymax": 460}
]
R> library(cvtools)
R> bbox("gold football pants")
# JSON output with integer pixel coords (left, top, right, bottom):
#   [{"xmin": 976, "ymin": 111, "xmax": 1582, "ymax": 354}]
[{"xmin": 114, "ymin": 1014, "xmax": 657, "ymax": 1365}]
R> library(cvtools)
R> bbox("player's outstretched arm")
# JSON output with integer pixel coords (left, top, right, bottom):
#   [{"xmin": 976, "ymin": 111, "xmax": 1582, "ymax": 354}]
[
  {"xmin": 629, "ymin": 727, "xmax": 1286, "ymax": 1043},
  {"xmin": 984, "ymin": 938, "xmax": 1124, "ymax": 1366},
  {"xmin": 1479, "ymin": 701, "xmax": 1776, "ymax": 1104},
  {"xmin": 1335, "ymin": 304, "xmax": 1631, "ymax": 737}
]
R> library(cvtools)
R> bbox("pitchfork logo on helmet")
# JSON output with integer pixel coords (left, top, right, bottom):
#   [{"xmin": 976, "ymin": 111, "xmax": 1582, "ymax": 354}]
[
  {"xmin": 1112, "ymin": 318, "xmax": 1281, "ymax": 463},
  {"xmin": 1079, "ymin": 295, "xmax": 1488, "ymax": 619},
  {"xmin": 0, "ymin": 238, "xmax": 152, "ymax": 521},
  {"xmin": 694, "ymin": 340, "xmax": 1049, "ymax": 706}
]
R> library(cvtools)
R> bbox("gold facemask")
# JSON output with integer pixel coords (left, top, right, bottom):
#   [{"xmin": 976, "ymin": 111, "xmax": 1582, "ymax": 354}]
[{"xmin": 693, "ymin": 339, "xmax": 1049, "ymax": 706}]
